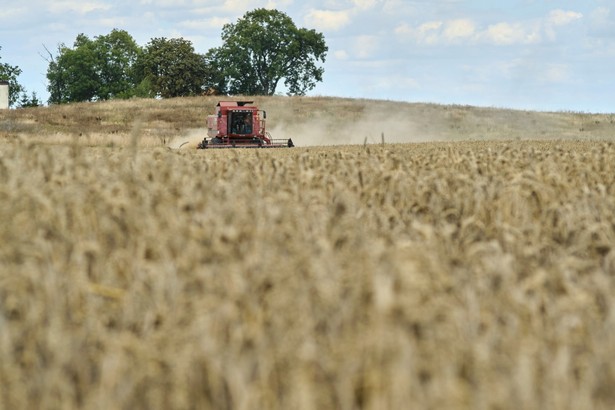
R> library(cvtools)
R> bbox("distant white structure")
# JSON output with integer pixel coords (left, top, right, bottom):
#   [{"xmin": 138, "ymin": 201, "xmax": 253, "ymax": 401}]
[{"xmin": 0, "ymin": 81, "xmax": 8, "ymax": 109}]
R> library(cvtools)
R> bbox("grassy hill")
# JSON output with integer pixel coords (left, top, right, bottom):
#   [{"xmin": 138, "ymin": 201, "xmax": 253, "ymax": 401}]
[{"xmin": 1, "ymin": 96, "xmax": 614, "ymax": 148}]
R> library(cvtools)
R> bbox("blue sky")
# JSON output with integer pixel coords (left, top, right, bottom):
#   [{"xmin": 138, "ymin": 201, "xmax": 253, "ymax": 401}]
[{"xmin": 1, "ymin": 0, "xmax": 613, "ymax": 112}]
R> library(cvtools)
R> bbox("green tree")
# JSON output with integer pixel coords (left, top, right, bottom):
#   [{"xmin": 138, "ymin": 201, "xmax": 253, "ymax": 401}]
[
  {"xmin": 18, "ymin": 91, "xmax": 41, "ymax": 108},
  {"xmin": 0, "ymin": 46, "xmax": 26, "ymax": 107},
  {"xmin": 202, "ymin": 51, "xmax": 229, "ymax": 95},
  {"xmin": 46, "ymin": 29, "xmax": 141, "ymax": 103},
  {"xmin": 133, "ymin": 37, "xmax": 209, "ymax": 98},
  {"xmin": 209, "ymin": 8, "xmax": 327, "ymax": 95},
  {"xmin": 95, "ymin": 29, "xmax": 142, "ymax": 99}
]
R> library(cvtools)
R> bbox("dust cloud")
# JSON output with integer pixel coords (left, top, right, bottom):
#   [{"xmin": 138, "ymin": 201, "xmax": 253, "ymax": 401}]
[
  {"xmin": 267, "ymin": 103, "xmax": 437, "ymax": 147},
  {"xmin": 167, "ymin": 129, "xmax": 207, "ymax": 149},
  {"xmin": 168, "ymin": 101, "xmax": 441, "ymax": 149}
]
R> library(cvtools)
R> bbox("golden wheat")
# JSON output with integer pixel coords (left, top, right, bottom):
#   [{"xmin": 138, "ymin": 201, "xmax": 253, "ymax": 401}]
[
  {"xmin": 0, "ymin": 141, "xmax": 615, "ymax": 409},
  {"xmin": 1, "ymin": 137, "xmax": 614, "ymax": 409}
]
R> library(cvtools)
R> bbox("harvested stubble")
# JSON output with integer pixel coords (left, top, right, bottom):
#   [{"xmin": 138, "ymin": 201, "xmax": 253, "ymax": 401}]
[{"xmin": 1, "ymin": 139, "xmax": 615, "ymax": 410}]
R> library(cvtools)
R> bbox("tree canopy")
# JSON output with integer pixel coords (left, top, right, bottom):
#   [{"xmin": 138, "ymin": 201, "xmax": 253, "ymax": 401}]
[
  {"xmin": 46, "ymin": 29, "xmax": 141, "ymax": 103},
  {"xmin": 41, "ymin": 8, "xmax": 328, "ymax": 104},
  {"xmin": 209, "ymin": 8, "xmax": 327, "ymax": 95},
  {"xmin": 133, "ymin": 37, "xmax": 209, "ymax": 98}
]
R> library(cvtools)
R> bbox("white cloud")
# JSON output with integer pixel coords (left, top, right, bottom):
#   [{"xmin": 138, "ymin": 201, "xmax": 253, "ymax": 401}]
[
  {"xmin": 416, "ymin": 21, "xmax": 443, "ymax": 45},
  {"xmin": 419, "ymin": 21, "xmax": 443, "ymax": 33},
  {"xmin": 396, "ymin": 19, "xmax": 476, "ymax": 45},
  {"xmin": 0, "ymin": 6, "xmax": 28, "ymax": 28},
  {"xmin": 139, "ymin": 0, "xmax": 180, "ymax": 6},
  {"xmin": 382, "ymin": 0, "xmax": 414, "ymax": 15},
  {"xmin": 265, "ymin": 0, "xmax": 294, "ymax": 9},
  {"xmin": 443, "ymin": 19, "xmax": 476, "ymax": 42},
  {"xmin": 360, "ymin": 74, "xmax": 420, "ymax": 98},
  {"xmin": 334, "ymin": 49, "xmax": 349, "ymax": 60},
  {"xmin": 547, "ymin": 9, "xmax": 583, "ymax": 26},
  {"xmin": 302, "ymin": 0, "xmax": 384, "ymax": 33},
  {"xmin": 484, "ymin": 22, "xmax": 528, "ymax": 45},
  {"xmin": 1, "ymin": 6, "xmax": 28, "ymax": 19},
  {"xmin": 542, "ymin": 64, "xmax": 570, "ymax": 83},
  {"xmin": 398, "ymin": 21, "xmax": 444, "ymax": 45},
  {"xmin": 494, "ymin": 59, "xmax": 572, "ymax": 85},
  {"xmin": 48, "ymin": 1, "xmax": 112, "ymax": 14},
  {"xmin": 396, "ymin": 18, "xmax": 538, "ymax": 46},
  {"xmin": 179, "ymin": 17, "xmax": 231, "ymax": 31},
  {"xmin": 396, "ymin": 15, "xmax": 547, "ymax": 46},
  {"xmin": 351, "ymin": 0, "xmax": 379, "ymax": 10},
  {"xmin": 394, "ymin": 22, "xmax": 411, "ymax": 36},
  {"xmin": 219, "ymin": 0, "xmax": 259, "ymax": 14},
  {"xmin": 353, "ymin": 35, "xmax": 378, "ymax": 58},
  {"xmin": 207, "ymin": 16, "xmax": 232, "ymax": 29},
  {"xmin": 98, "ymin": 17, "xmax": 129, "ymax": 28},
  {"xmin": 305, "ymin": 9, "xmax": 352, "ymax": 31},
  {"xmin": 543, "ymin": 9, "xmax": 582, "ymax": 41}
]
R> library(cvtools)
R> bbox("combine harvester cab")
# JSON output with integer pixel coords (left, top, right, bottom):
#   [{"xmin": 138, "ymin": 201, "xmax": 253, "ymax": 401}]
[{"xmin": 197, "ymin": 101, "xmax": 294, "ymax": 149}]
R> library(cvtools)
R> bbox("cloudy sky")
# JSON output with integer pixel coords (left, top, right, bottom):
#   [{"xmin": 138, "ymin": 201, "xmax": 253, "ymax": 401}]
[{"xmin": 1, "ymin": 0, "xmax": 614, "ymax": 112}]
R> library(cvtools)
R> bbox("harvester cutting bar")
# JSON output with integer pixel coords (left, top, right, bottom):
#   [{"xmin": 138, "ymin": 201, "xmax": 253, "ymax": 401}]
[{"xmin": 198, "ymin": 138, "xmax": 294, "ymax": 149}]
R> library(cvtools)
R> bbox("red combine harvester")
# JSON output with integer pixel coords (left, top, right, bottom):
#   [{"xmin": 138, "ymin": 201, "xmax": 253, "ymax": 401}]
[{"xmin": 197, "ymin": 101, "xmax": 294, "ymax": 149}]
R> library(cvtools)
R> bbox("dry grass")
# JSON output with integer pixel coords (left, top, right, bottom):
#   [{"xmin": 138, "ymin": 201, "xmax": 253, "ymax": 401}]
[
  {"xmin": 2, "ymin": 96, "xmax": 615, "ymax": 148},
  {"xmin": 1, "ymin": 97, "xmax": 615, "ymax": 409}
]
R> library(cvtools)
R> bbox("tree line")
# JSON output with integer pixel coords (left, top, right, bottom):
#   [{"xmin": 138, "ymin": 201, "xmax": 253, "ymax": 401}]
[{"xmin": 1, "ymin": 8, "xmax": 327, "ymax": 107}]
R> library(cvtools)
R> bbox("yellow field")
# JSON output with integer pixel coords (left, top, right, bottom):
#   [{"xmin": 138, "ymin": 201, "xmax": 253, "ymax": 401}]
[{"xmin": 1, "ymin": 133, "xmax": 614, "ymax": 409}]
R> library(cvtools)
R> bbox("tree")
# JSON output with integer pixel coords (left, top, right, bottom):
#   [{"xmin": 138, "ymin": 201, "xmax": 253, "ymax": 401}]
[
  {"xmin": 209, "ymin": 8, "xmax": 327, "ymax": 95},
  {"xmin": 49, "ymin": 34, "xmax": 98, "ymax": 103},
  {"xmin": 202, "ymin": 51, "xmax": 229, "ymax": 95},
  {"xmin": 46, "ymin": 29, "xmax": 141, "ymax": 103},
  {"xmin": 18, "ymin": 91, "xmax": 41, "ymax": 108},
  {"xmin": 133, "ymin": 37, "xmax": 209, "ymax": 98},
  {"xmin": 95, "ymin": 29, "xmax": 142, "ymax": 99},
  {"xmin": 0, "ymin": 46, "xmax": 26, "ymax": 107}
]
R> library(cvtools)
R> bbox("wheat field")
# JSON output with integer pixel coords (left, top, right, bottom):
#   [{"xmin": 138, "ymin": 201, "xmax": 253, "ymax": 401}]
[{"xmin": 1, "ymin": 97, "xmax": 615, "ymax": 409}]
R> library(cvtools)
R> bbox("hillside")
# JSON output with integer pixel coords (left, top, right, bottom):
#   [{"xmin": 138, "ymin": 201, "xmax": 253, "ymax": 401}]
[{"xmin": 1, "ymin": 96, "xmax": 614, "ymax": 147}]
